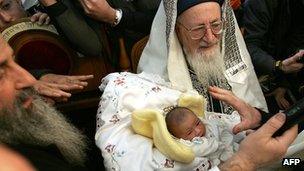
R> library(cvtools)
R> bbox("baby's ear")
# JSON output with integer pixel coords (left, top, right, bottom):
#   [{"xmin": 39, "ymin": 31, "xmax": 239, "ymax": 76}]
[{"xmin": 178, "ymin": 93, "xmax": 206, "ymax": 117}]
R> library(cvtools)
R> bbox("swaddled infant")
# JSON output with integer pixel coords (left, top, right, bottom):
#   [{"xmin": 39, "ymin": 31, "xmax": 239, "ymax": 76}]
[{"xmin": 165, "ymin": 107, "xmax": 245, "ymax": 165}]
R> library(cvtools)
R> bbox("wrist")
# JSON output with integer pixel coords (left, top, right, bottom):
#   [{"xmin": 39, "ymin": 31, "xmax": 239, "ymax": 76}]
[
  {"xmin": 220, "ymin": 153, "xmax": 256, "ymax": 171},
  {"xmin": 273, "ymin": 60, "xmax": 283, "ymax": 74},
  {"xmin": 236, "ymin": 152, "xmax": 256, "ymax": 171},
  {"xmin": 105, "ymin": 7, "xmax": 116, "ymax": 24},
  {"xmin": 39, "ymin": 0, "xmax": 58, "ymax": 6},
  {"xmin": 111, "ymin": 8, "xmax": 123, "ymax": 26},
  {"xmin": 274, "ymin": 60, "xmax": 283, "ymax": 72}
]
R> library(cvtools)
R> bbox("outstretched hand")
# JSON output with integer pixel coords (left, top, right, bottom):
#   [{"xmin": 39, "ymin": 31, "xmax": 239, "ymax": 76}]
[
  {"xmin": 281, "ymin": 50, "xmax": 304, "ymax": 73},
  {"xmin": 34, "ymin": 74, "xmax": 94, "ymax": 102},
  {"xmin": 40, "ymin": 74, "xmax": 94, "ymax": 90},
  {"xmin": 33, "ymin": 80, "xmax": 71, "ymax": 102},
  {"xmin": 208, "ymin": 86, "xmax": 261, "ymax": 134}
]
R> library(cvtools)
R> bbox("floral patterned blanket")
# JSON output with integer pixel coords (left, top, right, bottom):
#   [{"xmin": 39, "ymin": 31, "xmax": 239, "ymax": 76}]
[
  {"xmin": 95, "ymin": 72, "xmax": 223, "ymax": 170},
  {"xmin": 95, "ymin": 72, "xmax": 304, "ymax": 171}
]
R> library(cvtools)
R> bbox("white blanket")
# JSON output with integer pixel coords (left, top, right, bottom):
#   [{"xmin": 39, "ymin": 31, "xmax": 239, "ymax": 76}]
[
  {"xmin": 95, "ymin": 72, "xmax": 304, "ymax": 171},
  {"xmin": 96, "ymin": 72, "xmax": 226, "ymax": 170}
]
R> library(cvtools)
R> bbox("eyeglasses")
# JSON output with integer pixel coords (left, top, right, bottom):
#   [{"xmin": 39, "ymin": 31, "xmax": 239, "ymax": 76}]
[{"xmin": 177, "ymin": 20, "xmax": 224, "ymax": 40}]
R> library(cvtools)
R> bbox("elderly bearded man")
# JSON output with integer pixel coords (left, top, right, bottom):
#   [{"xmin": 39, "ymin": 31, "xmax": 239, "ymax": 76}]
[
  {"xmin": 138, "ymin": 0, "xmax": 268, "ymax": 122},
  {"xmin": 0, "ymin": 34, "xmax": 88, "ymax": 170}
]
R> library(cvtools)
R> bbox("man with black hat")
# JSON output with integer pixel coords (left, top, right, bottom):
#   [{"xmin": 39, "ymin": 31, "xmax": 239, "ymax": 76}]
[
  {"xmin": 138, "ymin": 0, "xmax": 267, "ymax": 120},
  {"xmin": 133, "ymin": 0, "xmax": 302, "ymax": 170}
]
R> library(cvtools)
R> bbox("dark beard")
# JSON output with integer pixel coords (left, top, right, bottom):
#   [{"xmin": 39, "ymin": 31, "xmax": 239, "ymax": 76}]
[{"xmin": 0, "ymin": 88, "xmax": 87, "ymax": 165}]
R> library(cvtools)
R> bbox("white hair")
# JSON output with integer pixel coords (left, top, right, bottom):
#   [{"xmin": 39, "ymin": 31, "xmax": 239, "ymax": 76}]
[{"xmin": 185, "ymin": 43, "xmax": 225, "ymax": 88}]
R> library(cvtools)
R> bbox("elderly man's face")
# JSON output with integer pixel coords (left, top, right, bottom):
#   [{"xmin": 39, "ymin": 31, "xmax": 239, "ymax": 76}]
[
  {"xmin": 0, "ymin": 0, "xmax": 27, "ymax": 29},
  {"xmin": 176, "ymin": 2, "xmax": 222, "ymax": 56},
  {"xmin": 0, "ymin": 34, "xmax": 35, "ymax": 109}
]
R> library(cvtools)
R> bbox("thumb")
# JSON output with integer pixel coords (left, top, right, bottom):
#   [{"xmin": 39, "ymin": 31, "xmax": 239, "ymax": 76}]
[
  {"xmin": 257, "ymin": 113, "xmax": 286, "ymax": 136},
  {"xmin": 233, "ymin": 122, "xmax": 246, "ymax": 134}
]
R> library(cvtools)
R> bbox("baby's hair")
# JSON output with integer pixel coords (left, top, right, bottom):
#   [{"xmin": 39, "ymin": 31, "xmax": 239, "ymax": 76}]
[{"xmin": 165, "ymin": 107, "xmax": 195, "ymax": 135}]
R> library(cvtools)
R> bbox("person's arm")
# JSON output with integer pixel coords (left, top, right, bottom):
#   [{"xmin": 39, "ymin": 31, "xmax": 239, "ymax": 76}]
[
  {"xmin": 219, "ymin": 113, "xmax": 298, "ymax": 171},
  {"xmin": 78, "ymin": 0, "xmax": 156, "ymax": 34},
  {"xmin": 243, "ymin": 0, "xmax": 275, "ymax": 75},
  {"xmin": 244, "ymin": 0, "xmax": 304, "ymax": 75},
  {"xmin": 39, "ymin": 0, "xmax": 103, "ymax": 57}
]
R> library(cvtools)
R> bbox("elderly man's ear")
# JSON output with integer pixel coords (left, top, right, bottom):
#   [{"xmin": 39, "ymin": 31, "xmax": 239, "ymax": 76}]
[
  {"xmin": 175, "ymin": 24, "xmax": 180, "ymax": 35},
  {"xmin": 175, "ymin": 24, "xmax": 183, "ymax": 44}
]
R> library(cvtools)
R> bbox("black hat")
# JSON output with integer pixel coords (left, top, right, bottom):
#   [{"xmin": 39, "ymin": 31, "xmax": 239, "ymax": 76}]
[{"xmin": 177, "ymin": 0, "xmax": 224, "ymax": 16}]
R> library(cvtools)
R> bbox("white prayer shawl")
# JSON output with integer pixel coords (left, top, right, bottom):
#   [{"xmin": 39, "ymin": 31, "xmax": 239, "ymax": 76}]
[{"xmin": 138, "ymin": 0, "xmax": 268, "ymax": 112}]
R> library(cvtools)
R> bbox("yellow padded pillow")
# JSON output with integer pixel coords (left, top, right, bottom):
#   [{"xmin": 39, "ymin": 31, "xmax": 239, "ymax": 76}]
[{"xmin": 178, "ymin": 93, "xmax": 206, "ymax": 117}]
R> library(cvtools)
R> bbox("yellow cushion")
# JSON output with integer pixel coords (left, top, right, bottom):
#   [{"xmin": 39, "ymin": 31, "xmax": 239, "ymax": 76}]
[{"xmin": 178, "ymin": 93, "xmax": 206, "ymax": 117}]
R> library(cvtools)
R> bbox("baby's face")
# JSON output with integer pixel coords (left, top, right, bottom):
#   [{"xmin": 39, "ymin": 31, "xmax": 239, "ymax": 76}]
[{"xmin": 173, "ymin": 112, "xmax": 206, "ymax": 140}]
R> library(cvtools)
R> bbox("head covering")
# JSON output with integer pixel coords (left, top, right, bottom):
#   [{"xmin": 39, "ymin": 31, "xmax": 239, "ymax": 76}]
[
  {"xmin": 177, "ymin": 0, "xmax": 223, "ymax": 16},
  {"xmin": 1, "ymin": 19, "xmax": 73, "ymax": 75},
  {"xmin": 138, "ymin": 0, "xmax": 268, "ymax": 112}
]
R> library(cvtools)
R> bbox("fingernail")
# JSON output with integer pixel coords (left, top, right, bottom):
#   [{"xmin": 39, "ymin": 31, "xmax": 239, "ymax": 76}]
[
  {"xmin": 233, "ymin": 127, "xmax": 240, "ymax": 134},
  {"xmin": 276, "ymin": 113, "xmax": 286, "ymax": 122}
]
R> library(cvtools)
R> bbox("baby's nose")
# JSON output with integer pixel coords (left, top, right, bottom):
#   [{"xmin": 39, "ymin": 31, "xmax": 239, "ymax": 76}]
[{"xmin": 194, "ymin": 127, "xmax": 201, "ymax": 136}]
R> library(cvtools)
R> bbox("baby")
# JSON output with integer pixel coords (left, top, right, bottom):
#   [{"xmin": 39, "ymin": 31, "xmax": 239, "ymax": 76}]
[
  {"xmin": 165, "ymin": 107, "xmax": 244, "ymax": 165},
  {"xmin": 166, "ymin": 107, "xmax": 206, "ymax": 140}
]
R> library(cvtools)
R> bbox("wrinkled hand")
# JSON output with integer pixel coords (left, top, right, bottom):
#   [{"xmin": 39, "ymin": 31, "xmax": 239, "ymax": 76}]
[
  {"xmin": 34, "ymin": 74, "xmax": 93, "ymax": 102},
  {"xmin": 236, "ymin": 113, "xmax": 298, "ymax": 169},
  {"xmin": 208, "ymin": 86, "xmax": 261, "ymax": 134},
  {"xmin": 281, "ymin": 50, "xmax": 304, "ymax": 73},
  {"xmin": 33, "ymin": 80, "xmax": 72, "ymax": 102},
  {"xmin": 270, "ymin": 87, "xmax": 290, "ymax": 109},
  {"xmin": 30, "ymin": 12, "xmax": 51, "ymax": 25},
  {"xmin": 40, "ymin": 74, "xmax": 94, "ymax": 90},
  {"xmin": 78, "ymin": 0, "xmax": 116, "ymax": 24}
]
